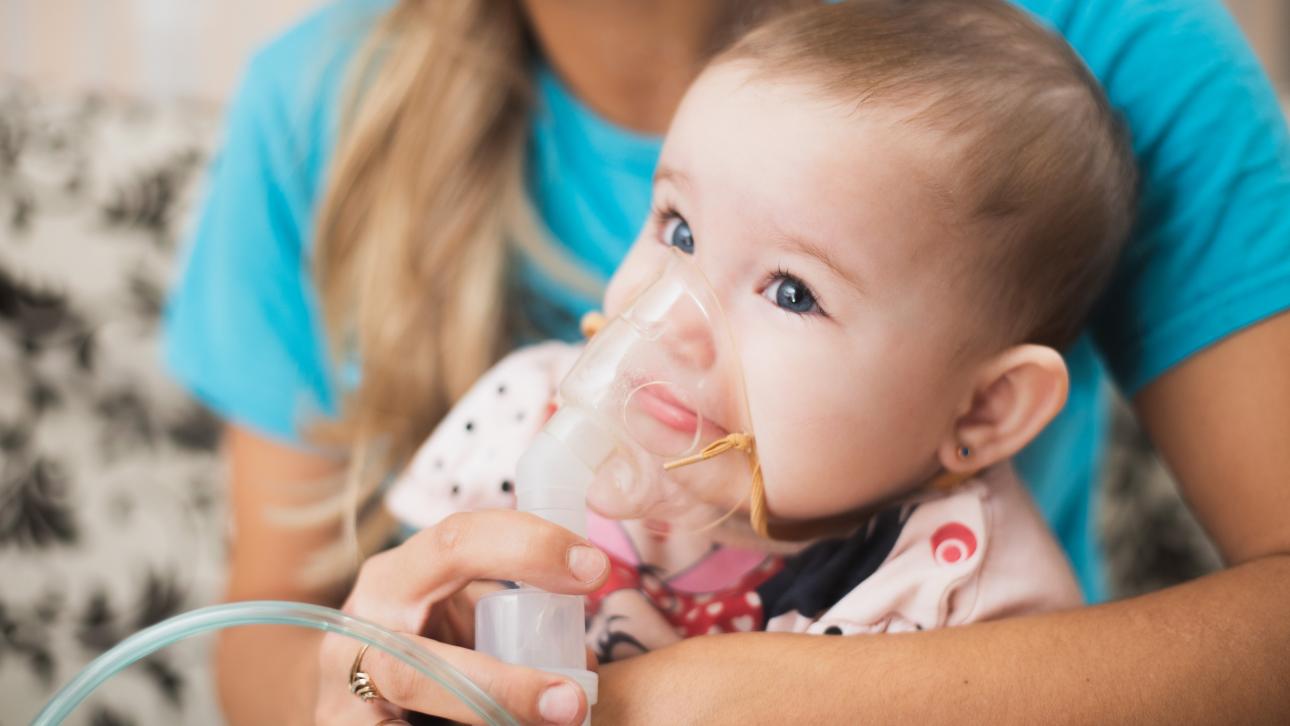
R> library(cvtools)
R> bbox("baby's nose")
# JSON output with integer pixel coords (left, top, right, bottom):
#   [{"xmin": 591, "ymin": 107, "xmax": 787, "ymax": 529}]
[
  {"xmin": 666, "ymin": 320, "xmax": 717, "ymax": 371},
  {"xmin": 655, "ymin": 290, "xmax": 719, "ymax": 371}
]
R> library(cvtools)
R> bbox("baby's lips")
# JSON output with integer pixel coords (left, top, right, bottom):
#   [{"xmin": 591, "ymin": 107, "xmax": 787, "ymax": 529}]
[{"xmin": 632, "ymin": 373, "xmax": 737, "ymax": 438}]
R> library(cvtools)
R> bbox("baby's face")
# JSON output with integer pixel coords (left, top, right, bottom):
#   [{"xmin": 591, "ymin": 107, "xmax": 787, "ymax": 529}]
[{"xmin": 605, "ymin": 62, "xmax": 979, "ymax": 522}]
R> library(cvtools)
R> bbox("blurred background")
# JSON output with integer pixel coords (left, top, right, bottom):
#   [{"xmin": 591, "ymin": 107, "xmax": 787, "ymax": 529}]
[
  {"xmin": 3, "ymin": 0, "xmax": 1287, "ymax": 104},
  {"xmin": 0, "ymin": 1, "xmax": 1286, "ymax": 724}
]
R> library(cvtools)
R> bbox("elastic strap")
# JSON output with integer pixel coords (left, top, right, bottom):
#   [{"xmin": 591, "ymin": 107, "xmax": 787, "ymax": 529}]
[
  {"xmin": 664, "ymin": 432, "xmax": 773, "ymax": 537},
  {"xmin": 665, "ymin": 432, "xmax": 977, "ymax": 541}
]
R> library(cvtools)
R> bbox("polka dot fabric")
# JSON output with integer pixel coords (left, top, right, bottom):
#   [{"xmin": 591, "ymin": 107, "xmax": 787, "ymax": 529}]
[{"xmin": 588, "ymin": 553, "xmax": 784, "ymax": 638}]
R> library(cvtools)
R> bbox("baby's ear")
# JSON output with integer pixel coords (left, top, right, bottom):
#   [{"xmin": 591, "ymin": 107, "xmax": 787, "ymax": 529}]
[{"xmin": 938, "ymin": 344, "xmax": 1069, "ymax": 473}]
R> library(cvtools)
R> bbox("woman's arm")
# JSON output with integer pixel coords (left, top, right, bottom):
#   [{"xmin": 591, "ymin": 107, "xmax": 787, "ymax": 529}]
[
  {"xmin": 215, "ymin": 424, "xmax": 349, "ymax": 724},
  {"xmin": 596, "ymin": 311, "xmax": 1290, "ymax": 723},
  {"xmin": 1134, "ymin": 312, "xmax": 1290, "ymax": 566}
]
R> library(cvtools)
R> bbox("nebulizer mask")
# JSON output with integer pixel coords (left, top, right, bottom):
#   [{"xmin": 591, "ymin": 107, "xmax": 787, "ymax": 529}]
[
  {"xmin": 518, "ymin": 248, "xmax": 761, "ymax": 535},
  {"xmin": 473, "ymin": 249, "xmax": 767, "ymax": 723}
]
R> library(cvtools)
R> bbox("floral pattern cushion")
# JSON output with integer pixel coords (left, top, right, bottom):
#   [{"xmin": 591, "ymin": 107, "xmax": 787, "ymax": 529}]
[{"xmin": 1, "ymin": 83, "xmax": 225, "ymax": 726}]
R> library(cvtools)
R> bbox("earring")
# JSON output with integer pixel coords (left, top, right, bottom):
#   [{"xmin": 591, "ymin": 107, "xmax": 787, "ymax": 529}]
[{"xmin": 932, "ymin": 445, "xmax": 974, "ymax": 493}]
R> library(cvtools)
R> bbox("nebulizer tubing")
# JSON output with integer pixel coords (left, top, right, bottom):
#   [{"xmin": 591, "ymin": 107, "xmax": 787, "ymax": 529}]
[{"xmin": 33, "ymin": 600, "xmax": 518, "ymax": 726}]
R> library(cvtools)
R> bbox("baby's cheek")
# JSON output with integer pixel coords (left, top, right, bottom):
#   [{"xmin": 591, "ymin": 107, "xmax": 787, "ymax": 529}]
[
  {"xmin": 741, "ymin": 344, "xmax": 939, "ymax": 519},
  {"xmin": 742, "ymin": 361, "xmax": 868, "ymax": 517},
  {"xmin": 756, "ymin": 414, "xmax": 882, "ymax": 518}
]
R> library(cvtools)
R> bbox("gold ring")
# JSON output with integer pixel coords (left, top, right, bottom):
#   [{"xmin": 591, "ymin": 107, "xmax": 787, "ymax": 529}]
[{"xmin": 349, "ymin": 644, "xmax": 386, "ymax": 703}]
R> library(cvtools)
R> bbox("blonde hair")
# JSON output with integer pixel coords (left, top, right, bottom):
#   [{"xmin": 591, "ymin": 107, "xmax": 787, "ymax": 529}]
[
  {"xmin": 721, "ymin": 0, "xmax": 1138, "ymax": 351},
  {"xmin": 301, "ymin": 1, "xmax": 533, "ymax": 582}
]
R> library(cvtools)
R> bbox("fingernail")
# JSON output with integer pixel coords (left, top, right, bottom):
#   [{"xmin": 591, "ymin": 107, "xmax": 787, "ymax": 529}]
[
  {"xmin": 539, "ymin": 682, "xmax": 580, "ymax": 725},
  {"xmin": 567, "ymin": 545, "xmax": 607, "ymax": 583}
]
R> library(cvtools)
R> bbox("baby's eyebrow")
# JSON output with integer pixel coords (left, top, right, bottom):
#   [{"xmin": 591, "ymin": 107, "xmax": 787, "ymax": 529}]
[
  {"xmin": 655, "ymin": 163, "xmax": 863, "ymax": 294},
  {"xmin": 776, "ymin": 230, "xmax": 866, "ymax": 295},
  {"xmin": 653, "ymin": 165, "xmax": 692, "ymax": 191}
]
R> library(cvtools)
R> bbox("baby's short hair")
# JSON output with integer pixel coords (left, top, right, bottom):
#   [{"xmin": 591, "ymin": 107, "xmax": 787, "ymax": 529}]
[{"xmin": 720, "ymin": 0, "xmax": 1138, "ymax": 350}]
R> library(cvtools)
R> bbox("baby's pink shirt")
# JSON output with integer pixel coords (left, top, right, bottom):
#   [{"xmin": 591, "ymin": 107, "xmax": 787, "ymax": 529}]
[{"xmin": 583, "ymin": 463, "xmax": 1082, "ymax": 660}]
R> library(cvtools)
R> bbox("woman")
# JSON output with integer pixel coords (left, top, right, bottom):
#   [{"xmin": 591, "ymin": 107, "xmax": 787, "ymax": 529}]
[{"xmin": 165, "ymin": 0, "xmax": 1290, "ymax": 723}]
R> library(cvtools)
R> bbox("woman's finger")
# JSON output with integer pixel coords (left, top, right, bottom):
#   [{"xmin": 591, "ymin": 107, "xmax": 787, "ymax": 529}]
[
  {"xmin": 314, "ymin": 632, "xmax": 409, "ymax": 725},
  {"xmin": 343, "ymin": 631, "xmax": 589, "ymax": 726},
  {"xmin": 348, "ymin": 510, "xmax": 609, "ymax": 630}
]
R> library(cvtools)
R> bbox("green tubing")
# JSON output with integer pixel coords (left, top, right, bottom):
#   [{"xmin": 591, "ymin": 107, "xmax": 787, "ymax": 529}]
[{"xmin": 31, "ymin": 600, "xmax": 519, "ymax": 726}]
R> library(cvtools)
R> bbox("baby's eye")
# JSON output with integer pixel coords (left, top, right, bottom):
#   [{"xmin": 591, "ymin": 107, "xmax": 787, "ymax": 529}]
[
  {"xmin": 764, "ymin": 273, "xmax": 821, "ymax": 315},
  {"xmin": 661, "ymin": 215, "xmax": 694, "ymax": 254}
]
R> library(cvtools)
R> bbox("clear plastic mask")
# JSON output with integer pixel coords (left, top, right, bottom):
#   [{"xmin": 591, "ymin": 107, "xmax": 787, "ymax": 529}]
[{"xmin": 549, "ymin": 249, "xmax": 757, "ymax": 532}]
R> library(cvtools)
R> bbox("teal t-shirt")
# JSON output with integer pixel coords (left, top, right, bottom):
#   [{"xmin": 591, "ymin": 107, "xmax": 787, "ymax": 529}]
[{"xmin": 164, "ymin": 0, "xmax": 1290, "ymax": 602}]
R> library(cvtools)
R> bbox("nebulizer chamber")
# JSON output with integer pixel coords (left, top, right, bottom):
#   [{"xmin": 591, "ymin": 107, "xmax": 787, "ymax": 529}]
[{"xmin": 475, "ymin": 251, "xmax": 754, "ymax": 724}]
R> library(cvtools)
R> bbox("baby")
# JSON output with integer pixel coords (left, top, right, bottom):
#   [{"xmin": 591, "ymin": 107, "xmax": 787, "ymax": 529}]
[{"xmin": 388, "ymin": 0, "xmax": 1136, "ymax": 663}]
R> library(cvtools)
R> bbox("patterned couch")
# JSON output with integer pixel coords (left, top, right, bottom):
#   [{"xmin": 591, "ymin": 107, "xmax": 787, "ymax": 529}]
[
  {"xmin": 0, "ymin": 82, "xmax": 1221, "ymax": 725},
  {"xmin": 0, "ymin": 84, "xmax": 227, "ymax": 725}
]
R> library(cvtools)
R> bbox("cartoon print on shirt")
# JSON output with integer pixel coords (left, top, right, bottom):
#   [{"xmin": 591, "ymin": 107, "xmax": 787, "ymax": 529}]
[{"xmin": 584, "ymin": 515, "xmax": 785, "ymax": 663}]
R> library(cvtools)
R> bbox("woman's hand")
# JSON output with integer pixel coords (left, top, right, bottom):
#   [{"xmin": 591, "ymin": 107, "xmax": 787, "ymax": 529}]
[{"xmin": 314, "ymin": 510, "xmax": 609, "ymax": 726}]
